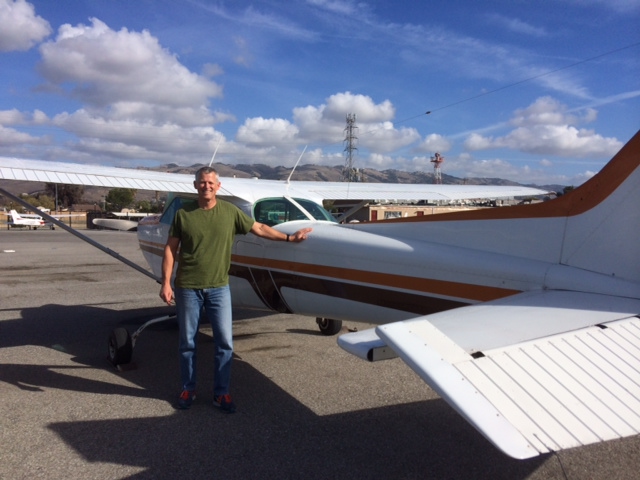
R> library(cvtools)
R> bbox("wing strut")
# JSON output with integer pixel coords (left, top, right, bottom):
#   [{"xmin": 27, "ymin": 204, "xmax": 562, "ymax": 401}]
[{"xmin": 0, "ymin": 187, "xmax": 159, "ymax": 282}]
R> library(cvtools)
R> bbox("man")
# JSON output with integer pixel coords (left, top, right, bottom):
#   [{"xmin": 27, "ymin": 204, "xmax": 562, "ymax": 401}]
[{"xmin": 160, "ymin": 167, "xmax": 311, "ymax": 412}]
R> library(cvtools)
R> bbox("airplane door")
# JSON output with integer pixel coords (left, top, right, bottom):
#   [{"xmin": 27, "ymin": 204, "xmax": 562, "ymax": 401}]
[{"xmin": 231, "ymin": 238, "xmax": 293, "ymax": 313}]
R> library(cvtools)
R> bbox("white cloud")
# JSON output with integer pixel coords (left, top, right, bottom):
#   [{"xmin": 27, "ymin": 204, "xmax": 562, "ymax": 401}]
[
  {"xmin": 0, "ymin": 108, "xmax": 27, "ymax": 124},
  {"xmin": 229, "ymin": 92, "xmax": 420, "ymax": 167},
  {"xmin": 464, "ymin": 133, "xmax": 493, "ymax": 151},
  {"xmin": 0, "ymin": 124, "xmax": 48, "ymax": 145},
  {"xmin": 52, "ymin": 109, "xmax": 225, "ymax": 158},
  {"xmin": 1, "ymin": 17, "xmax": 240, "ymax": 165},
  {"xmin": 571, "ymin": 169, "xmax": 598, "ymax": 185},
  {"xmin": 510, "ymin": 97, "xmax": 581, "ymax": 126},
  {"xmin": 232, "ymin": 35, "xmax": 253, "ymax": 67},
  {"xmin": 485, "ymin": 14, "xmax": 547, "ymax": 37},
  {"xmin": 442, "ymin": 153, "xmax": 571, "ymax": 186},
  {"xmin": 322, "ymin": 92, "xmax": 395, "ymax": 122},
  {"xmin": 415, "ymin": 133, "xmax": 452, "ymax": 153},
  {"xmin": 204, "ymin": 3, "xmax": 317, "ymax": 42},
  {"xmin": 464, "ymin": 97, "xmax": 622, "ymax": 158},
  {"xmin": 306, "ymin": 0, "xmax": 360, "ymax": 16},
  {"xmin": 292, "ymin": 104, "xmax": 344, "ymax": 144},
  {"xmin": 95, "ymin": 101, "xmax": 231, "ymax": 127},
  {"xmin": 362, "ymin": 123, "xmax": 420, "ymax": 154},
  {"xmin": 38, "ymin": 18, "xmax": 222, "ymax": 109},
  {"xmin": 237, "ymin": 92, "xmax": 409, "ymax": 150},
  {"xmin": 367, "ymin": 152, "xmax": 394, "ymax": 169},
  {"xmin": 0, "ymin": 108, "xmax": 49, "ymax": 125},
  {"xmin": 203, "ymin": 63, "xmax": 224, "ymax": 77},
  {"xmin": 0, "ymin": 0, "xmax": 51, "ymax": 52},
  {"xmin": 236, "ymin": 117, "xmax": 299, "ymax": 147},
  {"xmin": 497, "ymin": 125, "xmax": 621, "ymax": 157},
  {"xmin": 561, "ymin": 0, "xmax": 640, "ymax": 13}
]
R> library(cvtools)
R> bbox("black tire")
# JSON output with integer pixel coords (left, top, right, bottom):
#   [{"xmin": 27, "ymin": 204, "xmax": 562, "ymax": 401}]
[
  {"xmin": 108, "ymin": 327, "xmax": 132, "ymax": 366},
  {"xmin": 316, "ymin": 317, "xmax": 342, "ymax": 336}
]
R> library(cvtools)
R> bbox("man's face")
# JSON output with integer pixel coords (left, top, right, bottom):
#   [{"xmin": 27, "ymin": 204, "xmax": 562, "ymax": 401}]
[{"xmin": 194, "ymin": 172, "xmax": 221, "ymax": 200}]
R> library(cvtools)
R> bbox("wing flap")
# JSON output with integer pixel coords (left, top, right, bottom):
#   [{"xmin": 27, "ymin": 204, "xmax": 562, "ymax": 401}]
[
  {"xmin": 376, "ymin": 319, "xmax": 537, "ymax": 458},
  {"xmin": 376, "ymin": 314, "xmax": 640, "ymax": 458}
]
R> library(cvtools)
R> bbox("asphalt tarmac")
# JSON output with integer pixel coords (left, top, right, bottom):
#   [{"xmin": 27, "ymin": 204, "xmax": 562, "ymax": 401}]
[{"xmin": 1, "ymin": 229, "xmax": 638, "ymax": 480}]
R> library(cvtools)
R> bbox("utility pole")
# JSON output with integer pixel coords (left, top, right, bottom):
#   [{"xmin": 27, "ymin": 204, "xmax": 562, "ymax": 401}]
[{"xmin": 342, "ymin": 113, "xmax": 360, "ymax": 182}]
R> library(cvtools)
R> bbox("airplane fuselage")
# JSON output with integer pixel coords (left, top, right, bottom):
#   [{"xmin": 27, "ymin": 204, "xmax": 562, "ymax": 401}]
[
  {"xmin": 137, "ymin": 212, "xmax": 632, "ymax": 327},
  {"xmin": 6, "ymin": 211, "xmax": 48, "ymax": 229}
]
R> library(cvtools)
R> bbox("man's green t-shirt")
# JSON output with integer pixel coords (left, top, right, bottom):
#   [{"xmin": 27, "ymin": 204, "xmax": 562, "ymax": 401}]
[{"xmin": 169, "ymin": 199, "xmax": 255, "ymax": 289}]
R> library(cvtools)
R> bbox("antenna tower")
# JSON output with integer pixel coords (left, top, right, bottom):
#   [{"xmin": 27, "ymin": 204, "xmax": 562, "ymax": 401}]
[
  {"xmin": 430, "ymin": 152, "xmax": 444, "ymax": 184},
  {"xmin": 342, "ymin": 113, "xmax": 360, "ymax": 182}
]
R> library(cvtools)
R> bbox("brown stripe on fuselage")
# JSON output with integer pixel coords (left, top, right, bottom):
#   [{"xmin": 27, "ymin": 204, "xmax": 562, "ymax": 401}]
[
  {"xmin": 139, "ymin": 240, "xmax": 164, "ymax": 256},
  {"xmin": 232, "ymin": 254, "xmax": 518, "ymax": 302},
  {"xmin": 229, "ymin": 264, "xmax": 469, "ymax": 316}
]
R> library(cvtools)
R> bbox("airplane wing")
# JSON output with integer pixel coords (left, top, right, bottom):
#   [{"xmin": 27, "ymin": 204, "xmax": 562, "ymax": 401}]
[
  {"xmin": 282, "ymin": 181, "xmax": 548, "ymax": 204},
  {"xmin": 338, "ymin": 290, "xmax": 640, "ymax": 459},
  {"xmin": 0, "ymin": 157, "xmax": 548, "ymax": 204}
]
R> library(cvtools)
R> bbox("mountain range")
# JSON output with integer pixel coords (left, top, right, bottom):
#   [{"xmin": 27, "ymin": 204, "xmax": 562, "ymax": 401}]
[{"xmin": 152, "ymin": 162, "xmax": 566, "ymax": 192}]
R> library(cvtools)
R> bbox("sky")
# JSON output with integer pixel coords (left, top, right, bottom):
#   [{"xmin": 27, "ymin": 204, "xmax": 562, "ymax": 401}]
[{"xmin": 0, "ymin": 0, "xmax": 639, "ymax": 186}]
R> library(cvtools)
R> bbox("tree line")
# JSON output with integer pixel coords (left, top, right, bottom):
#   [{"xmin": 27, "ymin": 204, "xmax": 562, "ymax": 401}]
[{"xmin": 3, "ymin": 184, "xmax": 164, "ymax": 213}]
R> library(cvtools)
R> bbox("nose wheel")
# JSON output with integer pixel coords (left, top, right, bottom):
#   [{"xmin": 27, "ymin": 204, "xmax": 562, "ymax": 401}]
[
  {"xmin": 107, "ymin": 314, "xmax": 176, "ymax": 367},
  {"xmin": 108, "ymin": 327, "xmax": 133, "ymax": 366},
  {"xmin": 316, "ymin": 317, "xmax": 342, "ymax": 335}
]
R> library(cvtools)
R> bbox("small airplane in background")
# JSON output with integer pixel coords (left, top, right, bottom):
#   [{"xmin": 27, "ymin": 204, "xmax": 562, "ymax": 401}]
[
  {"xmin": 0, "ymin": 130, "xmax": 638, "ymax": 459},
  {"xmin": 4, "ymin": 208, "xmax": 89, "ymax": 230},
  {"xmin": 5, "ymin": 209, "xmax": 52, "ymax": 230}
]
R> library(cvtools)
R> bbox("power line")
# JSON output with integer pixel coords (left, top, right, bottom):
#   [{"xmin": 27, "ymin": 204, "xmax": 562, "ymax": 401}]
[{"xmin": 422, "ymin": 41, "xmax": 640, "ymax": 117}]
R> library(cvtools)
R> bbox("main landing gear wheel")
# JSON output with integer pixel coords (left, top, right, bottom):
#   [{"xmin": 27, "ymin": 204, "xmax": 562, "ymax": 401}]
[
  {"xmin": 108, "ymin": 327, "xmax": 132, "ymax": 366},
  {"xmin": 316, "ymin": 317, "xmax": 342, "ymax": 336},
  {"xmin": 106, "ymin": 314, "xmax": 175, "ymax": 368}
]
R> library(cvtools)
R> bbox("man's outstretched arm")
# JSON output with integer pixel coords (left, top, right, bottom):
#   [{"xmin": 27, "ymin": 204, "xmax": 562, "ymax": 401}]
[{"xmin": 250, "ymin": 222, "xmax": 312, "ymax": 243}]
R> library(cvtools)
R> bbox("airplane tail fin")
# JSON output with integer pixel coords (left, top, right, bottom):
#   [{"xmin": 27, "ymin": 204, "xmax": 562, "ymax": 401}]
[
  {"xmin": 9, "ymin": 209, "xmax": 21, "ymax": 221},
  {"xmin": 559, "ymin": 129, "xmax": 640, "ymax": 282},
  {"xmin": 400, "ymin": 130, "xmax": 640, "ymax": 283}
]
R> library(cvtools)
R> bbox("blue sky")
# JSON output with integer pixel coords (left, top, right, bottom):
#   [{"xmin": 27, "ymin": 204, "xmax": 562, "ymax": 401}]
[{"xmin": 0, "ymin": 0, "xmax": 638, "ymax": 186}]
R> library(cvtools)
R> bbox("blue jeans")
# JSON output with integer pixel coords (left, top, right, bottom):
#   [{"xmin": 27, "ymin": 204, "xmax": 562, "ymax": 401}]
[{"xmin": 174, "ymin": 286, "xmax": 233, "ymax": 396}]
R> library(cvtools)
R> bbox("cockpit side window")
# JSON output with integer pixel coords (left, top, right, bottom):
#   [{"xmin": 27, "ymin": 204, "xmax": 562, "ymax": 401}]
[
  {"xmin": 253, "ymin": 198, "xmax": 335, "ymax": 225},
  {"xmin": 160, "ymin": 196, "xmax": 185, "ymax": 225}
]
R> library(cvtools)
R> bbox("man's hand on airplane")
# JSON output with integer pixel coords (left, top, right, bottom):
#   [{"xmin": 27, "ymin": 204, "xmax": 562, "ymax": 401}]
[
  {"xmin": 250, "ymin": 222, "xmax": 312, "ymax": 243},
  {"xmin": 288, "ymin": 227, "xmax": 312, "ymax": 243}
]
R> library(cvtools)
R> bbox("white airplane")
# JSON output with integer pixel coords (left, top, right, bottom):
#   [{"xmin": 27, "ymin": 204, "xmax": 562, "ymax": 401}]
[
  {"xmin": 5, "ymin": 209, "xmax": 52, "ymax": 229},
  {"xmin": 0, "ymin": 130, "xmax": 637, "ymax": 460},
  {"xmin": 4, "ymin": 208, "xmax": 89, "ymax": 230}
]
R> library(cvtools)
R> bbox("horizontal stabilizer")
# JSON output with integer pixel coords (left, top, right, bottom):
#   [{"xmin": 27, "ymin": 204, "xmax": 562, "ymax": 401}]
[
  {"xmin": 376, "ymin": 314, "xmax": 640, "ymax": 459},
  {"xmin": 92, "ymin": 218, "xmax": 139, "ymax": 231},
  {"xmin": 337, "ymin": 328, "xmax": 397, "ymax": 361}
]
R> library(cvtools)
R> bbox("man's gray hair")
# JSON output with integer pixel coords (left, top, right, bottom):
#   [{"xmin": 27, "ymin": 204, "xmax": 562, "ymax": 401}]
[{"xmin": 195, "ymin": 166, "xmax": 219, "ymax": 181}]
